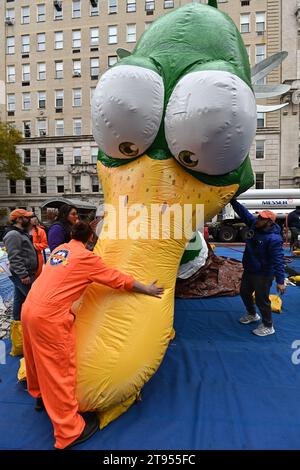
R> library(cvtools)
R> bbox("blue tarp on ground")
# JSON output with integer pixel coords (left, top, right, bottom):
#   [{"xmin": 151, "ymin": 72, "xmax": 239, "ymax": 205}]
[{"xmin": 0, "ymin": 247, "xmax": 300, "ymax": 450}]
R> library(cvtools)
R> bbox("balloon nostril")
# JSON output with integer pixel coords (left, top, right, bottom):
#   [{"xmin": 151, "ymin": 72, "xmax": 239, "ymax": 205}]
[{"xmin": 119, "ymin": 142, "xmax": 139, "ymax": 157}]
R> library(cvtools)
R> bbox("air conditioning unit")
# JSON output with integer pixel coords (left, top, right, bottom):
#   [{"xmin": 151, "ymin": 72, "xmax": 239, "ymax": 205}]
[
  {"xmin": 5, "ymin": 18, "xmax": 14, "ymax": 26},
  {"xmin": 257, "ymin": 31, "xmax": 265, "ymax": 36},
  {"xmin": 55, "ymin": 107, "xmax": 63, "ymax": 113},
  {"xmin": 73, "ymin": 71, "xmax": 81, "ymax": 77}
]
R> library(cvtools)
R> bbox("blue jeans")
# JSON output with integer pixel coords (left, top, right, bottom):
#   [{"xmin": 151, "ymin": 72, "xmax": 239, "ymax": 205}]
[{"xmin": 9, "ymin": 274, "xmax": 33, "ymax": 321}]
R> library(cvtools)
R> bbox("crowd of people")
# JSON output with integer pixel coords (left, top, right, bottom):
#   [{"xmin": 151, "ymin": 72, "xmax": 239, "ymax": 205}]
[{"xmin": 2, "ymin": 199, "xmax": 299, "ymax": 448}]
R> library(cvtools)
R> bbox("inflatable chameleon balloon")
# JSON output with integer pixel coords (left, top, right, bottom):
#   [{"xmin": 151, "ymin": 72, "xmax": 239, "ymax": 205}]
[{"xmin": 75, "ymin": 1, "xmax": 257, "ymax": 427}]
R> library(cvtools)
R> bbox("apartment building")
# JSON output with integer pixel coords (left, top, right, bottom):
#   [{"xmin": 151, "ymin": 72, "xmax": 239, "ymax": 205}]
[{"xmin": 0, "ymin": 0, "xmax": 299, "ymax": 220}]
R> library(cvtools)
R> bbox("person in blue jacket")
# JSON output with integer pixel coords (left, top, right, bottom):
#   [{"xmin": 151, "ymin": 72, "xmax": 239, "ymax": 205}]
[{"xmin": 231, "ymin": 199, "xmax": 286, "ymax": 337}]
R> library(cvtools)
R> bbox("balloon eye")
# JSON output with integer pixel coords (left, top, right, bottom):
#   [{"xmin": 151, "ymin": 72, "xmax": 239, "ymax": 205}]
[
  {"xmin": 119, "ymin": 142, "xmax": 139, "ymax": 157},
  {"xmin": 178, "ymin": 151, "xmax": 198, "ymax": 168}
]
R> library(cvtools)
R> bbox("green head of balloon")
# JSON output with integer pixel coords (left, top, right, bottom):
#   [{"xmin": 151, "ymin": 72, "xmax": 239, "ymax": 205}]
[{"xmin": 92, "ymin": 1, "xmax": 257, "ymax": 224}]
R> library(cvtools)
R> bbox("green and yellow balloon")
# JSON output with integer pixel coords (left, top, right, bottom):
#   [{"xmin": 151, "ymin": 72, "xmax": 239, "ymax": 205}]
[{"xmin": 74, "ymin": 2, "xmax": 257, "ymax": 427}]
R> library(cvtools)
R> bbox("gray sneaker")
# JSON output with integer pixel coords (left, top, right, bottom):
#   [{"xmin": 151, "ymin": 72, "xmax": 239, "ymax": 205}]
[
  {"xmin": 252, "ymin": 323, "xmax": 275, "ymax": 337},
  {"xmin": 239, "ymin": 313, "xmax": 261, "ymax": 324}
]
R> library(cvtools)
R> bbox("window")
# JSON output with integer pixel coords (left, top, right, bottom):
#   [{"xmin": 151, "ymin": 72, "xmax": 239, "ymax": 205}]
[
  {"xmin": 91, "ymin": 175, "xmax": 99, "ymax": 192},
  {"xmin": 255, "ymin": 172, "xmax": 264, "ymax": 189},
  {"xmin": 37, "ymin": 4, "xmax": 45, "ymax": 22},
  {"xmin": 55, "ymin": 90, "xmax": 64, "ymax": 109},
  {"xmin": 55, "ymin": 61, "xmax": 63, "ymax": 79},
  {"xmin": 10, "ymin": 180, "xmax": 17, "ymax": 194},
  {"xmin": 90, "ymin": 58, "xmax": 99, "ymax": 78},
  {"xmin": 40, "ymin": 177, "xmax": 47, "ymax": 194},
  {"xmin": 23, "ymin": 121, "xmax": 31, "ymax": 138},
  {"xmin": 73, "ymin": 59, "xmax": 81, "ymax": 76},
  {"xmin": 38, "ymin": 91, "xmax": 46, "ymax": 109},
  {"xmin": 299, "ymin": 144, "xmax": 300, "ymax": 167},
  {"xmin": 257, "ymin": 112, "xmax": 265, "ymax": 129},
  {"xmin": 39, "ymin": 148, "xmax": 46, "ymax": 166},
  {"xmin": 21, "ymin": 35, "xmax": 30, "ymax": 53},
  {"xmin": 108, "ymin": 0, "xmax": 117, "ymax": 14},
  {"xmin": 90, "ymin": 0, "xmax": 99, "ymax": 16},
  {"xmin": 21, "ymin": 6, "xmax": 30, "ymax": 24},
  {"xmin": 73, "ymin": 119, "xmax": 82, "ymax": 136},
  {"xmin": 256, "ymin": 44, "xmax": 266, "ymax": 63},
  {"xmin": 57, "ymin": 177, "xmax": 64, "ymax": 193},
  {"xmin": 6, "ymin": 8, "xmax": 15, "ymax": 21},
  {"xmin": 108, "ymin": 26, "xmax": 118, "ymax": 44},
  {"xmin": 108, "ymin": 55, "xmax": 118, "ymax": 67},
  {"xmin": 55, "ymin": 119, "xmax": 64, "ymax": 136},
  {"xmin": 127, "ymin": 24, "xmax": 136, "ymax": 43},
  {"xmin": 145, "ymin": 1, "xmax": 155, "ymax": 12},
  {"xmin": 22, "ymin": 92, "xmax": 31, "ymax": 110},
  {"xmin": 54, "ymin": 0, "xmax": 63, "ymax": 20},
  {"xmin": 22, "ymin": 64, "xmax": 30, "ymax": 82},
  {"xmin": 73, "ymin": 147, "xmax": 81, "ymax": 164},
  {"xmin": 256, "ymin": 45, "xmax": 266, "ymax": 83},
  {"xmin": 256, "ymin": 141, "xmax": 265, "ymax": 159},
  {"xmin": 23, "ymin": 149, "xmax": 31, "ymax": 166},
  {"xmin": 73, "ymin": 88, "xmax": 82, "ymax": 107},
  {"xmin": 37, "ymin": 62, "xmax": 46, "ymax": 80},
  {"xmin": 7, "ymin": 94, "xmax": 15, "ymax": 112},
  {"xmin": 91, "ymin": 147, "xmax": 98, "ymax": 164},
  {"xmin": 73, "ymin": 176, "xmax": 81, "ymax": 193},
  {"xmin": 56, "ymin": 148, "xmax": 64, "ymax": 165},
  {"xmin": 37, "ymin": 119, "xmax": 47, "ymax": 136},
  {"xmin": 7, "ymin": 65, "xmax": 15, "ymax": 83},
  {"xmin": 164, "ymin": 0, "xmax": 174, "ymax": 8},
  {"xmin": 6, "ymin": 36, "xmax": 15, "ymax": 54},
  {"xmin": 37, "ymin": 33, "xmax": 46, "ymax": 51},
  {"xmin": 72, "ymin": 0, "xmax": 81, "ymax": 18},
  {"xmin": 90, "ymin": 27, "xmax": 99, "ymax": 46},
  {"xmin": 72, "ymin": 30, "xmax": 81, "ymax": 49},
  {"xmin": 90, "ymin": 87, "xmax": 96, "ymax": 103},
  {"xmin": 127, "ymin": 0, "xmax": 136, "ymax": 12},
  {"xmin": 55, "ymin": 31, "xmax": 63, "ymax": 49},
  {"xmin": 241, "ymin": 1, "xmax": 250, "ymax": 5},
  {"xmin": 240, "ymin": 14, "xmax": 250, "ymax": 33},
  {"xmin": 256, "ymin": 12, "xmax": 266, "ymax": 32},
  {"xmin": 25, "ymin": 178, "xmax": 32, "ymax": 194}
]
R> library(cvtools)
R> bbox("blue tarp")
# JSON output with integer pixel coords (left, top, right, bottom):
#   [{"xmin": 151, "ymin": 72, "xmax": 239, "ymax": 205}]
[{"xmin": 0, "ymin": 247, "xmax": 300, "ymax": 450}]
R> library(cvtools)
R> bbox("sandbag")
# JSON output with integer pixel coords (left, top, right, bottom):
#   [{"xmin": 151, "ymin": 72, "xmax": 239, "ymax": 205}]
[
  {"xmin": 289, "ymin": 275, "xmax": 300, "ymax": 286},
  {"xmin": 253, "ymin": 293, "xmax": 282, "ymax": 314},
  {"xmin": 18, "ymin": 357, "xmax": 27, "ymax": 382},
  {"xmin": 10, "ymin": 320, "xmax": 23, "ymax": 357}
]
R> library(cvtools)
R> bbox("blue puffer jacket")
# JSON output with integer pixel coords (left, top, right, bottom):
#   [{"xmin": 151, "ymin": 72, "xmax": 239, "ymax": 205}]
[{"xmin": 231, "ymin": 199, "xmax": 285, "ymax": 284}]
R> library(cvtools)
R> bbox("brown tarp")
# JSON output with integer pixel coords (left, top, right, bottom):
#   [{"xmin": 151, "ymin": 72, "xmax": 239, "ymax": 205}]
[{"xmin": 175, "ymin": 251, "xmax": 243, "ymax": 298}]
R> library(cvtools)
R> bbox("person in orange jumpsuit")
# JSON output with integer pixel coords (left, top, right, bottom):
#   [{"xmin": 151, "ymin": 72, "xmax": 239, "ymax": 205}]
[
  {"xmin": 21, "ymin": 221, "xmax": 164, "ymax": 450},
  {"xmin": 30, "ymin": 216, "xmax": 48, "ymax": 277}
]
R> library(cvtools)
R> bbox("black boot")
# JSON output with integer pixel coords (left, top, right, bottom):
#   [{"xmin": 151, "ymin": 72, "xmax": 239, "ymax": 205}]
[
  {"xmin": 63, "ymin": 412, "xmax": 99, "ymax": 449},
  {"xmin": 35, "ymin": 397, "xmax": 45, "ymax": 412}
]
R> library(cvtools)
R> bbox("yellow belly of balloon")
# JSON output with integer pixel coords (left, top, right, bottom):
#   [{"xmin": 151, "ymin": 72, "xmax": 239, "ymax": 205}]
[{"xmin": 75, "ymin": 155, "xmax": 238, "ymax": 428}]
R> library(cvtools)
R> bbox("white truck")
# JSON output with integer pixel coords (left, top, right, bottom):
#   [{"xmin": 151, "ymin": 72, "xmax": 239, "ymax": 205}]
[{"xmin": 208, "ymin": 189, "xmax": 300, "ymax": 243}]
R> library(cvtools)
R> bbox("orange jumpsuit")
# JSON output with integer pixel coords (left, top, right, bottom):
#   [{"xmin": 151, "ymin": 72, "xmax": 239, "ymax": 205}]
[
  {"xmin": 31, "ymin": 225, "xmax": 48, "ymax": 277},
  {"xmin": 21, "ymin": 239, "xmax": 134, "ymax": 449}
]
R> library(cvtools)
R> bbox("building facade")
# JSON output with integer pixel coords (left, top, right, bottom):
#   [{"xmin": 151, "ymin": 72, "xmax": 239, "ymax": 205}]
[{"xmin": 0, "ymin": 0, "xmax": 299, "ymax": 221}]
